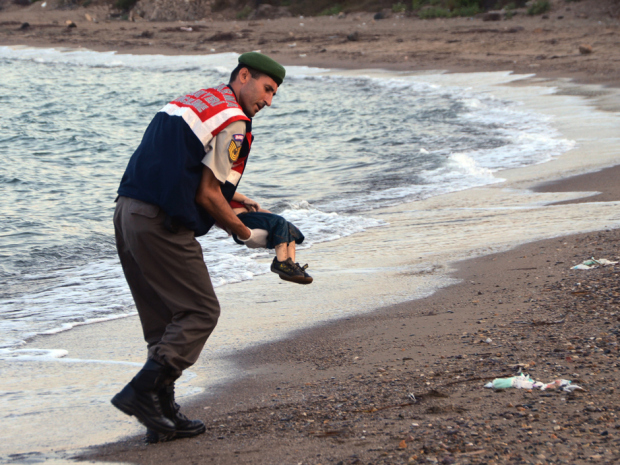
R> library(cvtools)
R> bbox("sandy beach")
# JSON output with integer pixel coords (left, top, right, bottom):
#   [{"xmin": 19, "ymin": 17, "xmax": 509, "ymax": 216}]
[{"xmin": 2, "ymin": 1, "xmax": 620, "ymax": 464}]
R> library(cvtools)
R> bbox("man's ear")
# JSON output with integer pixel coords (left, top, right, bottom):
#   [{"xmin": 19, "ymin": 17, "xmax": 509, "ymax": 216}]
[{"xmin": 238, "ymin": 67, "xmax": 250, "ymax": 84}]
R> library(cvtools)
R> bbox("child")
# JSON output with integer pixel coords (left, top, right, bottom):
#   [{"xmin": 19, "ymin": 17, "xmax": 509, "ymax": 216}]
[{"xmin": 230, "ymin": 192, "xmax": 312, "ymax": 284}]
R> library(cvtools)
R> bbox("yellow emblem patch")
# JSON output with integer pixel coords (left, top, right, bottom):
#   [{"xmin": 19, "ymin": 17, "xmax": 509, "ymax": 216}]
[{"xmin": 228, "ymin": 140, "xmax": 241, "ymax": 162}]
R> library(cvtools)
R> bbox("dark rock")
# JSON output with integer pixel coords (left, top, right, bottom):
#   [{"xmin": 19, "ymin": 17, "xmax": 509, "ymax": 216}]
[
  {"xmin": 482, "ymin": 11, "xmax": 502, "ymax": 21},
  {"xmin": 207, "ymin": 32, "xmax": 236, "ymax": 41},
  {"xmin": 66, "ymin": 20, "xmax": 77, "ymax": 28},
  {"xmin": 374, "ymin": 9, "xmax": 392, "ymax": 20},
  {"xmin": 20, "ymin": 22, "xmax": 29, "ymax": 30},
  {"xmin": 248, "ymin": 4, "xmax": 291, "ymax": 20},
  {"xmin": 347, "ymin": 31, "xmax": 359, "ymax": 42},
  {"xmin": 139, "ymin": 30, "xmax": 153, "ymax": 38}
]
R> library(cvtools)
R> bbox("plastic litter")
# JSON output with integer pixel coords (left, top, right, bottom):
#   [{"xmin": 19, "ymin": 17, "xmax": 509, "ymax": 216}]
[
  {"xmin": 484, "ymin": 373, "xmax": 583, "ymax": 392},
  {"xmin": 571, "ymin": 258, "xmax": 618, "ymax": 270}
]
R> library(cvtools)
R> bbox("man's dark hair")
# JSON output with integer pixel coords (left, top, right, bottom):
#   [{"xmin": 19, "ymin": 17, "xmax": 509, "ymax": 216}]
[{"xmin": 229, "ymin": 64, "xmax": 266, "ymax": 84}]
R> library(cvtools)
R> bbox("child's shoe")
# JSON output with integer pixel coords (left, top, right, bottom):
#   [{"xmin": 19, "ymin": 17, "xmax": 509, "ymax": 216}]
[
  {"xmin": 296, "ymin": 263, "xmax": 313, "ymax": 284},
  {"xmin": 271, "ymin": 258, "xmax": 313, "ymax": 284}
]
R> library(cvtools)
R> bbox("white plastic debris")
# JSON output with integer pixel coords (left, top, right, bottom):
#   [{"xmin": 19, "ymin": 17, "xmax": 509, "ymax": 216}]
[
  {"xmin": 571, "ymin": 258, "xmax": 618, "ymax": 270},
  {"xmin": 485, "ymin": 373, "xmax": 583, "ymax": 392}
]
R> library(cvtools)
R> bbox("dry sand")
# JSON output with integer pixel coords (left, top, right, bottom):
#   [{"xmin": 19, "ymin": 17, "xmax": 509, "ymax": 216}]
[{"xmin": 2, "ymin": 2, "xmax": 620, "ymax": 464}]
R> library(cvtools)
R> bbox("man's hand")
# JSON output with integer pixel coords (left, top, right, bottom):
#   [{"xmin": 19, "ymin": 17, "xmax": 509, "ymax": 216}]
[{"xmin": 196, "ymin": 166, "xmax": 252, "ymax": 240}]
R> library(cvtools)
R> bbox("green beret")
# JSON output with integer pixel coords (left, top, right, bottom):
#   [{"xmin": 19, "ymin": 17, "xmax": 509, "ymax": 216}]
[{"xmin": 238, "ymin": 52, "xmax": 286, "ymax": 86}]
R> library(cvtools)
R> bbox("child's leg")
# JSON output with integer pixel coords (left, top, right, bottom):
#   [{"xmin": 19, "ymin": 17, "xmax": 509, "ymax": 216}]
[
  {"xmin": 275, "ymin": 243, "xmax": 288, "ymax": 262},
  {"xmin": 287, "ymin": 242, "xmax": 296, "ymax": 262},
  {"xmin": 275, "ymin": 241, "xmax": 296, "ymax": 262}
]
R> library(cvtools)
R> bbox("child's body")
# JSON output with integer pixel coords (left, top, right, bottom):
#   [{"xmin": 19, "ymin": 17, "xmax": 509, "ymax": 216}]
[{"xmin": 230, "ymin": 192, "xmax": 312, "ymax": 284}]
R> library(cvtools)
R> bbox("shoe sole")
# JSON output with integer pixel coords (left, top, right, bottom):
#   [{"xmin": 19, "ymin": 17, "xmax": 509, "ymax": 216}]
[
  {"xmin": 111, "ymin": 387, "xmax": 176, "ymax": 433},
  {"xmin": 271, "ymin": 266, "xmax": 313, "ymax": 284},
  {"xmin": 146, "ymin": 423, "xmax": 206, "ymax": 443},
  {"xmin": 279, "ymin": 274, "xmax": 313, "ymax": 284}
]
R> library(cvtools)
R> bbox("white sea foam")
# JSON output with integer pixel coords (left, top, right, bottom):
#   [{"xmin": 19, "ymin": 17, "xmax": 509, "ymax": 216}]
[
  {"xmin": 0, "ymin": 205, "xmax": 383, "ymax": 349},
  {"xmin": 0, "ymin": 46, "xmax": 327, "ymax": 77}
]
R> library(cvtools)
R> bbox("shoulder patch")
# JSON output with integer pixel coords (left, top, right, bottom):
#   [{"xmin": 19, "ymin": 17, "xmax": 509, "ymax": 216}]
[{"xmin": 228, "ymin": 135, "xmax": 243, "ymax": 162}]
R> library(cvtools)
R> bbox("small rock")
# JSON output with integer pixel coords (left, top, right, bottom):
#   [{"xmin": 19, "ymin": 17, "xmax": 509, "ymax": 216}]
[
  {"xmin": 482, "ymin": 11, "xmax": 502, "ymax": 21},
  {"xmin": 66, "ymin": 20, "xmax": 77, "ymax": 28},
  {"xmin": 337, "ymin": 11, "xmax": 346, "ymax": 19},
  {"xmin": 579, "ymin": 44, "xmax": 593, "ymax": 55},
  {"xmin": 374, "ymin": 9, "xmax": 392, "ymax": 20},
  {"xmin": 347, "ymin": 31, "xmax": 359, "ymax": 41},
  {"xmin": 84, "ymin": 13, "xmax": 93, "ymax": 22},
  {"xmin": 207, "ymin": 32, "xmax": 236, "ymax": 41},
  {"xmin": 20, "ymin": 22, "xmax": 30, "ymax": 30}
]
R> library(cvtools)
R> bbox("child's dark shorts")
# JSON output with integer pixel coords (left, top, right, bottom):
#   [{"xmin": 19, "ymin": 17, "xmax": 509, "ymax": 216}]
[{"xmin": 233, "ymin": 212, "xmax": 304, "ymax": 249}]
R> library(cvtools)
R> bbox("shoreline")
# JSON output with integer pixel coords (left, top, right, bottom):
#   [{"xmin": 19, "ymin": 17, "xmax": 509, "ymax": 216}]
[{"xmin": 82, "ymin": 166, "xmax": 620, "ymax": 465}]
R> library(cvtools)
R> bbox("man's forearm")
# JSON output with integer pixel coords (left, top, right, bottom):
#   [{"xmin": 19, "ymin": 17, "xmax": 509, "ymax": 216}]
[{"xmin": 196, "ymin": 190, "xmax": 251, "ymax": 239}]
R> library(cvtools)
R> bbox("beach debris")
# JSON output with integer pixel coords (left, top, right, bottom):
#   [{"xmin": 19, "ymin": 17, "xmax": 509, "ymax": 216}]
[
  {"xmin": 20, "ymin": 22, "xmax": 30, "ymax": 30},
  {"xmin": 347, "ymin": 31, "xmax": 360, "ymax": 41},
  {"xmin": 41, "ymin": 1, "xmax": 46, "ymax": 6},
  {"xmin": 571, "ymin": 258, "xmax": 617, "ymax": 270},
  {"xmin": 85, "ymin": 13, "xmax": 93, "ymax": 22},
  {"xmin": 180, "ymin": 26, "xmax": 193, "ymax": 32},
  {"xmin": 485, "ymin": 373, "xmax": 583, "ymax": 392},
  {"xmin": 66, "ymin": 20, "xmax": 77, "ymax": 28},
  {"xmin": 579, "ymin": 44, "xmax": 593, "ymax": 55}
]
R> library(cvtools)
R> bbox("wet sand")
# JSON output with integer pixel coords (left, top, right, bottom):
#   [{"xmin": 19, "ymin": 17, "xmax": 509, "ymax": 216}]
[{"xmin": 81, "ymin": 168, "xmax": 620, "ymax": 464}]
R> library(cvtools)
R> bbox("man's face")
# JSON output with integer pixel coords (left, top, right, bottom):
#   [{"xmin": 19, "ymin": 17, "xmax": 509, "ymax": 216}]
[{"xmin": 237, "ymin": 69, "xmax": 278, "ymax": 117}]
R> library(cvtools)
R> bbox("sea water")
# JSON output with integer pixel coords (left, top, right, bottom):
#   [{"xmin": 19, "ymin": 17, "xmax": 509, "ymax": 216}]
[
  {"xmin": 2, "ymin": 47, "xmax": 620, "ymax": 461},
  {"xmin": 0, "ymin": 48, "xmax": 573, "ymax": 351}
]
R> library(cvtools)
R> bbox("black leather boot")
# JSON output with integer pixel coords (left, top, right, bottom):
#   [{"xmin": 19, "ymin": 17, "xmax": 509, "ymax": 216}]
[
  {"xmin": 111, "ymin": 359, "xmax": 176, "ymax": 434},
  {"xmin": 145, "ymin": 383, "xmax": 206, "ymax": 443}
]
